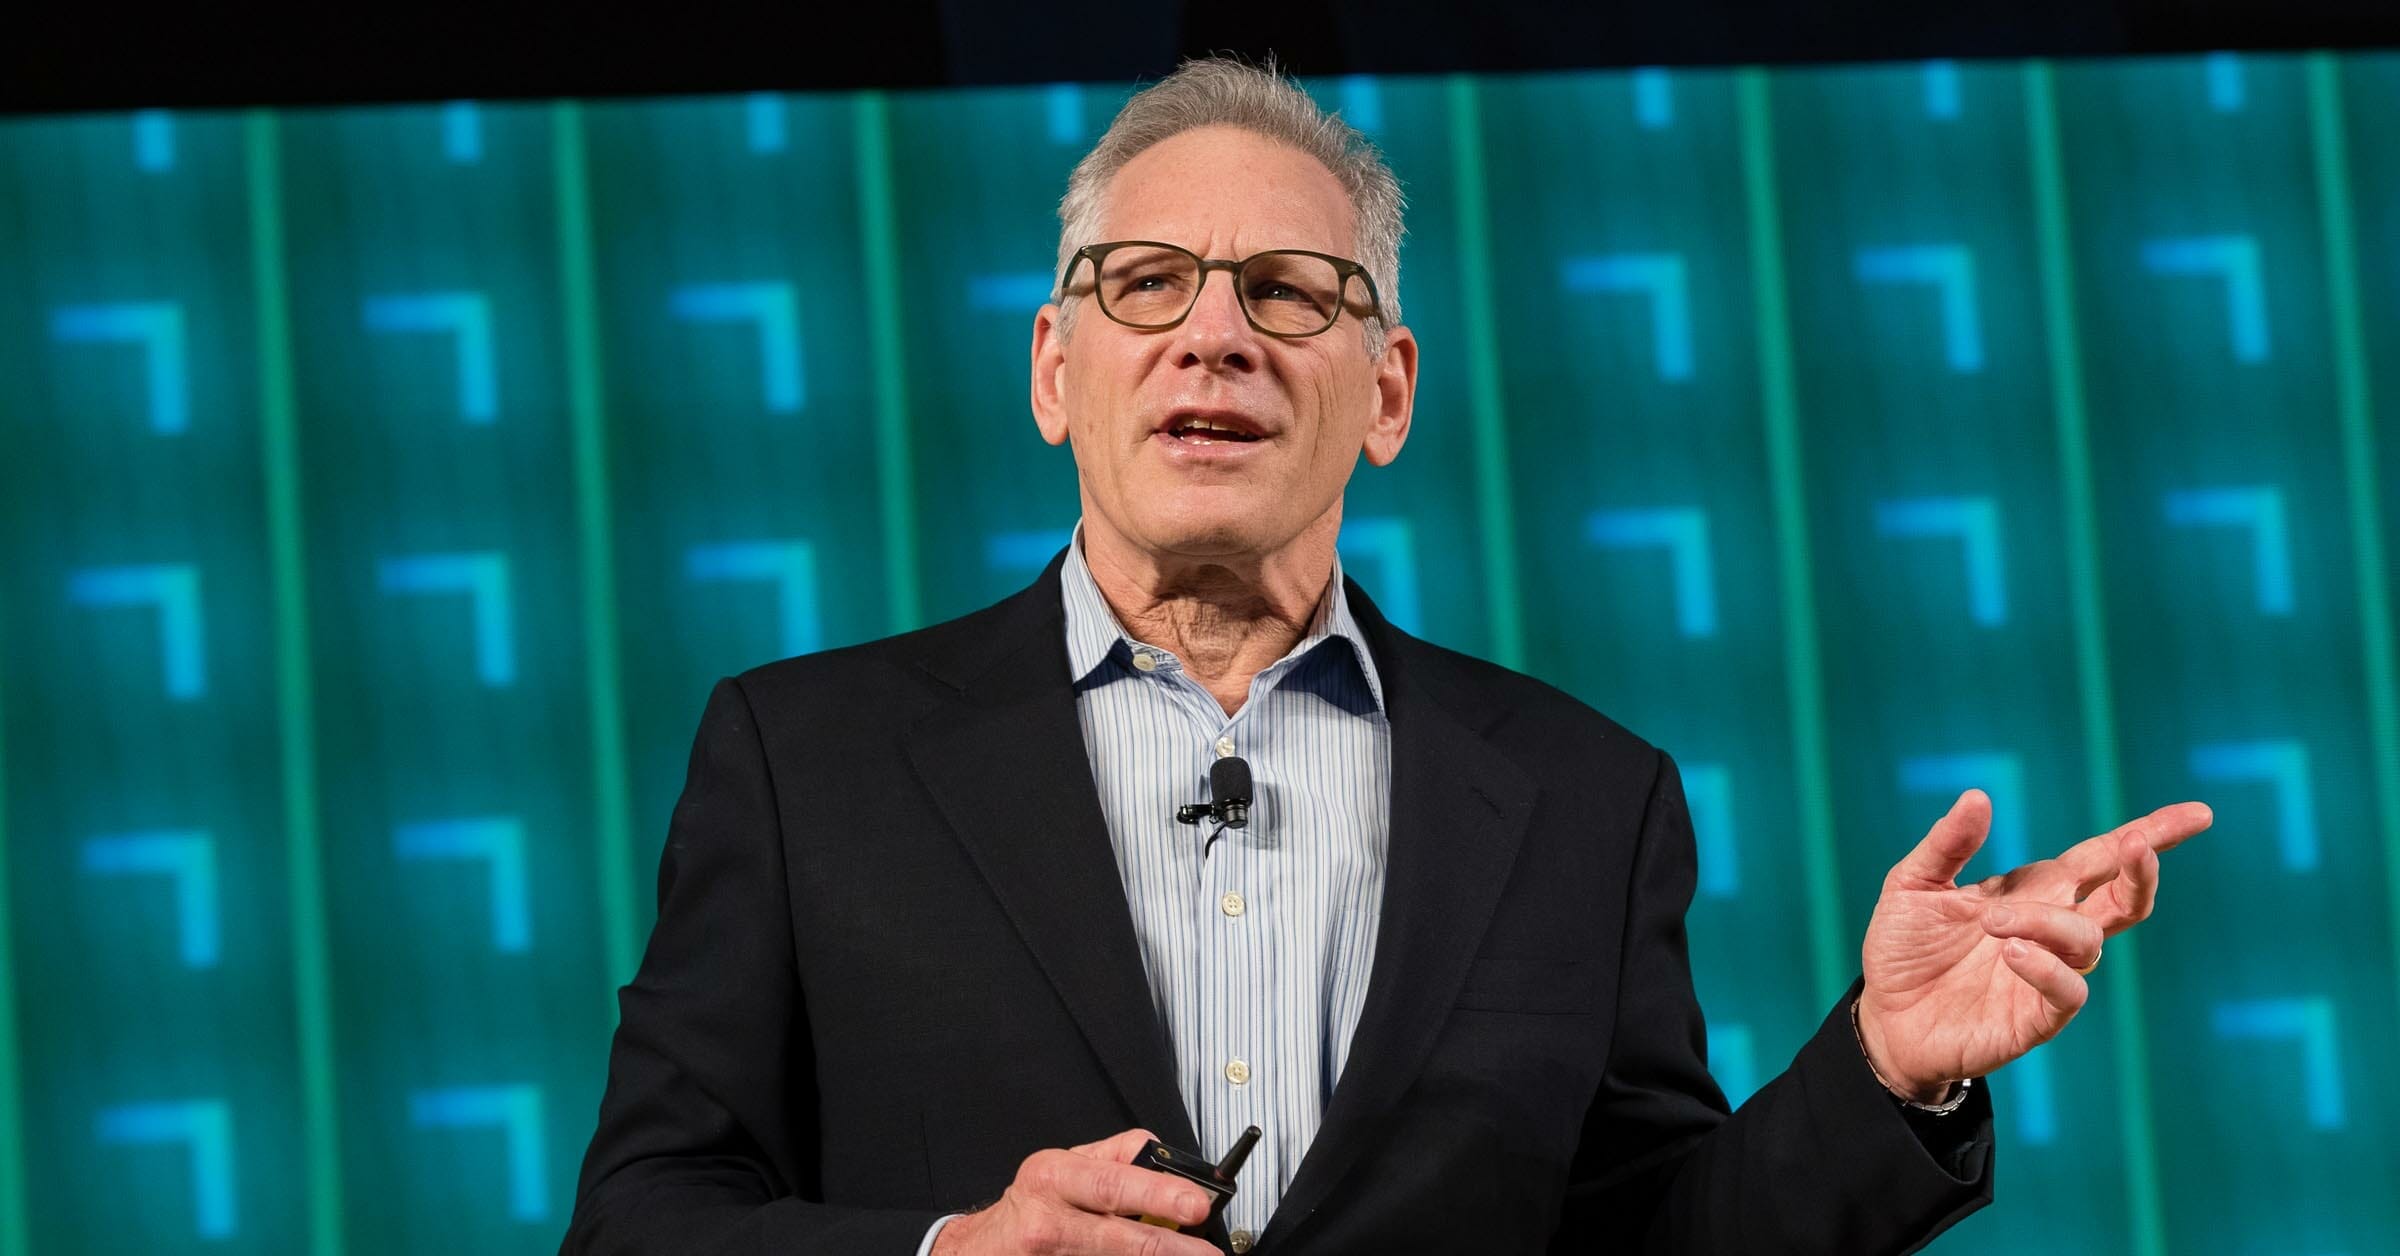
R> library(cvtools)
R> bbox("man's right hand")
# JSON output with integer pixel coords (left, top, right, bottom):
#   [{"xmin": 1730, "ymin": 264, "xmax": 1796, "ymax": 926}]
[{"xmin": 931, "ymin": 1128, "xmax": 1223, "ymax": 1256}]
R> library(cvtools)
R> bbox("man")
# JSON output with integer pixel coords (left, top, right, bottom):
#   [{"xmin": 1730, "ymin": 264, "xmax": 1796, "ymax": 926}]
[{"xmin": 562, "ymin": 56, "xmax": 2210, "ymax": 1255}]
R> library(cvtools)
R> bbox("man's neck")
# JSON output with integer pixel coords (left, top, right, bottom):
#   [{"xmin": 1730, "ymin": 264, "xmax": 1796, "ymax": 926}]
[{"xmin": 1078, "ymin": 516, "xmax": 1338, "ymax": 716}]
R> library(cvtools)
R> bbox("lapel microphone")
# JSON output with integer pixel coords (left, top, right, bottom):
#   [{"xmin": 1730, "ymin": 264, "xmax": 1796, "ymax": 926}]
[{"xmin": 1175, "ymin": 755, "xmax": 1252, "ymax": 833}]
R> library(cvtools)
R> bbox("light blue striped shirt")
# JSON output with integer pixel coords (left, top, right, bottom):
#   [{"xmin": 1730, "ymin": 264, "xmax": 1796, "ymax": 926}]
[
  {"xmin": 1058, "ymin": 526, "xmax": 1391, "ymax": 1246},
  {"xmin": 917, "ymin": 528, "xmax": 1391, "ymax": 1254}
]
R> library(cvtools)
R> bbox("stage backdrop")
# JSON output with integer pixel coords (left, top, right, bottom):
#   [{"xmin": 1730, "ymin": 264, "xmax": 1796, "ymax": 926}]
[{"xmin": 3, "ymin": 50, "xmax": 2397, "ymax": 1255}]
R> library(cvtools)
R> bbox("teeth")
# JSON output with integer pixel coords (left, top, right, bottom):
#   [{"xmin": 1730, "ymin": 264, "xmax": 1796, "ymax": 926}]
[{"xmin": 1172, "ymin": 417, "xmax": 1251, "ymax": 438}]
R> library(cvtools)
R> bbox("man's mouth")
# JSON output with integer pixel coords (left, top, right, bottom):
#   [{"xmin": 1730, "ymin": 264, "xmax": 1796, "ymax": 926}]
[{"xmin": 1160, "ymin": 410, "xmax": 1269, "ymax": 444}]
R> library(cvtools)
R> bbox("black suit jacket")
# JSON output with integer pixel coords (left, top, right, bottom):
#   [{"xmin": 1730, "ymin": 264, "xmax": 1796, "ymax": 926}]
[{"xmin": 563, "ymin": 552, "xmax": 1995, "ymax": 1254}]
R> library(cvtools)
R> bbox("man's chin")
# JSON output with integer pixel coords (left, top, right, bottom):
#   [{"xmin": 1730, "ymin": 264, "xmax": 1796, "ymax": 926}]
[
  {"xmin": 1157, "ymin": 527, "xmax": 1274, "ymax": 559},
  {"xmin": 1096, "ymin": 484, "xmax": 1336, "ymax": 563},
  {"xmin": 1127, "ymin": 513, "xmax": 1285, "ymax": 562}
]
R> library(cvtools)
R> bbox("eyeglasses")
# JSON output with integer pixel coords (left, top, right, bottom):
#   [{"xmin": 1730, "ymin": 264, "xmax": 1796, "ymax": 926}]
[{"xmin": 1056, "ymin": 240, "xmax": 1383, "ymax": 339}]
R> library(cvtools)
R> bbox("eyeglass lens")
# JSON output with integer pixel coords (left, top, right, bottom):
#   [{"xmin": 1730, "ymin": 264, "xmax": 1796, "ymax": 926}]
[{"xmin": 1093, "ymin": 246, "xmax": 1348, "ymax": 335}]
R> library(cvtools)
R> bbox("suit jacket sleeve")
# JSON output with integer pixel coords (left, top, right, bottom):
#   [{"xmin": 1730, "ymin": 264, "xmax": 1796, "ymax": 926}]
[
  {"xmin": 1554, "ymin": 749, "xmax": 1996, "ymax": 1254},
  {"xmin": 560, "ymin": 677, "xmax": 945, "ymax": 1255}
]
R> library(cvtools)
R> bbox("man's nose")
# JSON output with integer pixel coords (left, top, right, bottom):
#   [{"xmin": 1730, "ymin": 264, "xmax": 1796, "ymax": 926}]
[{"xmin": 1175, "ymin": 268, "xmax": 1258, "ymax": 368}]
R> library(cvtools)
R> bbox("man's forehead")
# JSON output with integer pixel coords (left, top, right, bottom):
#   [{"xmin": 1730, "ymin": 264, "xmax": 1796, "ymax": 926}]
[{"xmin": 1099, "ymin": 127, "xmax": 1355, "ymax": 257}]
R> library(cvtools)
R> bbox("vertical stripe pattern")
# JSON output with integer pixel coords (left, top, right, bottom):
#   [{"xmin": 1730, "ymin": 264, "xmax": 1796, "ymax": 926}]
[{"xmin": 1060, "ymin": 528, "xmax": 1390, "ymax": 1243}]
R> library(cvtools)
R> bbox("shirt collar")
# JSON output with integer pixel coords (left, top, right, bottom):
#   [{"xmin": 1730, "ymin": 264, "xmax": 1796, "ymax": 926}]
[{"xmin": 1059, "ymin": 520, "xmax": 1386, "ymax": 714}]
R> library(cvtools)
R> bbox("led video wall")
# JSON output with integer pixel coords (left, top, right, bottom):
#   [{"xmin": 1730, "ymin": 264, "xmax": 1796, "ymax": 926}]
[{"xmin": 2, "ymin": 51, "xmax": 2397, "ymax": 1254}]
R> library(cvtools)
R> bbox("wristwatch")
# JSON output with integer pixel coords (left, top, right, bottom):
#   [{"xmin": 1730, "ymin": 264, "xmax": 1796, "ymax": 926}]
[{"xmin": 1850, "ymin": 997, "xmax": 1974, "ymax": 1115}]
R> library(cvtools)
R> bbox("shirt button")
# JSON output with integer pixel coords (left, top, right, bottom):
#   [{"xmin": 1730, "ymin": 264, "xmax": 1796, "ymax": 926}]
[
  {"xmin": 1224, "ymin": 1058, "xmax": 1251, "ymax": 1085},
  {"xmin": 1221, "ymin": 891, "xmax": 1246, "ymax": 918},
  {"xmin": 1230, "ymin": 1229, "xmax": 1255, "ymax": 1253},
  {"xmin": 1131, "ymin": 650, "xmax": 1158, "ymax": 673},
  {"xmin": 1215, "ymin": 735, "xmax": 1235, "ymax": 756}
]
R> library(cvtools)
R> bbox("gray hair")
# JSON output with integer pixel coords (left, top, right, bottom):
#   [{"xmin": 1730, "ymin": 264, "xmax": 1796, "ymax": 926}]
[{"xmin": 1051, "ymin": 53, "xmax": 1406, "ymax": 359}]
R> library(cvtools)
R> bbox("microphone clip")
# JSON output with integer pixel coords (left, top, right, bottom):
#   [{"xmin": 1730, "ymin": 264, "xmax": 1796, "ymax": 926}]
[{"xmin": 1174, "ymin": 799, "xmax": 1249, "ymax": 827}]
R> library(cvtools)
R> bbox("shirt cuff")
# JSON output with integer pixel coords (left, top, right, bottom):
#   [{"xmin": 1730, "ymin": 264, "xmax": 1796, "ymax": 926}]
[{"xmin": 916, "ymin": 1213, "xmax": 963, "ymax": 1256}]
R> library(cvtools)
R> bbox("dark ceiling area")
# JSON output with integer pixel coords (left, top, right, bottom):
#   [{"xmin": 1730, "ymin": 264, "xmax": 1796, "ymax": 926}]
[{"xmin": 6, "ymin": 0, "xmax": 2399, "ymax": 115}]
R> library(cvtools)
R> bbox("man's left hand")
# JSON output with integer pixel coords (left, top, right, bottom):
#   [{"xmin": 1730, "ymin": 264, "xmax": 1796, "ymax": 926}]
[{"xmin": 1855, "ymin": 789, "xmax": 2213, "ymax": 1102}]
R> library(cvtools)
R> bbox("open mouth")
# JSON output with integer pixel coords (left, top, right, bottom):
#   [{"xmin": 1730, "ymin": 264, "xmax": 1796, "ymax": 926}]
[{"xmin": 1160, "ymin": 411, "xmax": 1268, "ymax": 445}]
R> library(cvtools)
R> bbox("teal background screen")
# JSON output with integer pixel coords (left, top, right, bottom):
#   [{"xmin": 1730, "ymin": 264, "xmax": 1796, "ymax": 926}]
[{"xmin": 3, "ymin": 51, "xmax": 2398, "ymax": 1253}]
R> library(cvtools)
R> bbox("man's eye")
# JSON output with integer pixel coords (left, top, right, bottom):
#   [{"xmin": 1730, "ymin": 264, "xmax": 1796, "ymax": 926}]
[{"xmin": 1252, "ymin": 283, "xmax": 1298, "ymax": 302}]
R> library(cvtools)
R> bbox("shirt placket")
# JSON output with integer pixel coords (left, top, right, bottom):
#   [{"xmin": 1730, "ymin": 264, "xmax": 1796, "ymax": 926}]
[{"xmin": 1144, "ymin": 648, "xmax": 1274, "ymax": 1247}]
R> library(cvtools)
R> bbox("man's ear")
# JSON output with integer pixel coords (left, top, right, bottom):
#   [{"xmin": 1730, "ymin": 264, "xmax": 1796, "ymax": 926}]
[
  {"xmin": 1031, "ymin": 302, "xmax": 1071, "ymax": 447},
  {"xmin": 1361, "ymin": 323, "xmax": 1417, "ymax": 467}
]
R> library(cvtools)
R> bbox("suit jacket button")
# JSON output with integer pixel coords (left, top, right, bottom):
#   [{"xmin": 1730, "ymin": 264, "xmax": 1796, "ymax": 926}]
[{"xmin": 1230, "ymin": 1229, "xmax": 1255, "ymax": 1252}]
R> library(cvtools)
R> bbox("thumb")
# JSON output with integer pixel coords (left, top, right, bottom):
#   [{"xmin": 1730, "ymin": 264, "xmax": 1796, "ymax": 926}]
[
  {"xmin": 1889, "ymin": 789, "xmax": 1991, "ymax": 890},
  {"xmin": 1070, "ymin": 1128, "xmax": 1158, "ymax": 1163}
]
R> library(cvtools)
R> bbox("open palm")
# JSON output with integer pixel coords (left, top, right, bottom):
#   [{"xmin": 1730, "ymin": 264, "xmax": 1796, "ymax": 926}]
[{"xmin": 1855, "ymin": 789, "xmax": 2214, "ymax": 1096}]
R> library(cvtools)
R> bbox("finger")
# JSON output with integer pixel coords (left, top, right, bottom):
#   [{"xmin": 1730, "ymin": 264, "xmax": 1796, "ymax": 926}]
[
  {"xmin": 1011, "ymin": 1210, "xmax": 1221, "ymax": 1256},
  {"xmin": 2053, "ymin": 802, "xmax": 2214, "ymax": 892},
  {"xmin": 1087, "ymin": 1214, "xmax": 1227, "ymax": 1256},
  {"xmin": 1031, "ymin": 1152, "xmax": 1212, "ymax": 1227},
  {"xmin": 2077, "ymin": 828, "xmax": 2162, "ymax": 933},
  {"xmin": 2001, "ymin": 937, "xmax": 2089, "ymax": 1024},
  {"xmin": 1982, "ymin": 900, "xmax": 2104, "ymax": 971},
  {"xmin": 1889, "ymin": 789, "xmax": 1992, "ymax": 889},
  {"xmin": 1069, "ymin": 1128, "xmax": 1158, "ymax": 1164}
]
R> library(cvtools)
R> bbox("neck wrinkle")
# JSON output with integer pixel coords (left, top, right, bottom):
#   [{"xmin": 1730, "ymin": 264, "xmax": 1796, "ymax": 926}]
[{"xmin": 1076, "ymin": 514, "xmax": 1340, "ymax": 696}]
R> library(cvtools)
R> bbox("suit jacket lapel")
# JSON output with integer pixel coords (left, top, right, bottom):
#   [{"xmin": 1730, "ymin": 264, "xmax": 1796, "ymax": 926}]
[
  {"xmin": 1262, "ymin": 581, "xmax": 1539, "ymax": 1247},
  {"xmin": 901, "ymin": 556, "xmax": 1201, "ymax": 1156}
]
